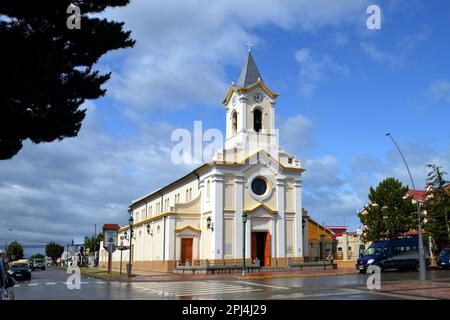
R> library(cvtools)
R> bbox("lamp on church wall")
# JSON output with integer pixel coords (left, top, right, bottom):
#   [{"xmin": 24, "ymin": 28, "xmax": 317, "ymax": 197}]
[
  {"xmin": 206, "ymin": 217, "xmax": 213, "ymax": 231},
  {"xmin": 146, "ymin": 224, "xmax": 153, "ymax": 236}
]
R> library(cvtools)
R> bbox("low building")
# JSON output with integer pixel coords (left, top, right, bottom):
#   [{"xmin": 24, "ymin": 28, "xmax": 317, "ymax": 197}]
[
  {"xmin": 327, "ymin": 226, "xmax": 365, "ymax": 261},
  {"xmin": 302, "ymin": 210, "xmax": 334, "ymax": 261}
]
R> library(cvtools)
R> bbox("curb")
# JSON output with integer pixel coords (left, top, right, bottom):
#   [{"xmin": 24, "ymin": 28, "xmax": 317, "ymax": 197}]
[{"xmin": 238, "ymin": 271, "xmax": 358, "ymax": 280}]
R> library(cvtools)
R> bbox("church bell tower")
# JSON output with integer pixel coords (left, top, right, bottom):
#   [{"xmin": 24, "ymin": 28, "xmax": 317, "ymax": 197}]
[{"xmin": 222, "ymin": 47, "xmax": 280, "ymax": 157}]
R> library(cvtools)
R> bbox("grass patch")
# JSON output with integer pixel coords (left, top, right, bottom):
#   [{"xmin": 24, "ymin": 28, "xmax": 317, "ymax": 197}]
[{"xmin": 57, "ymin": 266, "xmax": 132, "ymax": 281}]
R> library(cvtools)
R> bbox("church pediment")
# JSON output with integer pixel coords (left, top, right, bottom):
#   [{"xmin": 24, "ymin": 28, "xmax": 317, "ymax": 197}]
[{"xmin": 244, "ymin": 203, "xmax": 277, "ymax": 215}]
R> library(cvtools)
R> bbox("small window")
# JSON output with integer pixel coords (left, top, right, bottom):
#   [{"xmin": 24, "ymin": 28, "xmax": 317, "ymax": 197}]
[
  {"xmin": 232, "ymin": 111, "xmax": 237, "ymax": 135},
  {"xmin": 207, "ymin": 180, "xmax": 210, "ymax": 201},
  {"xmin": 288, "ymin": 158, "xmax": 293, "ymax": 164},
  {"xmin": 253, "ymin": 108, "xmax": 262, "ymax": 132}
]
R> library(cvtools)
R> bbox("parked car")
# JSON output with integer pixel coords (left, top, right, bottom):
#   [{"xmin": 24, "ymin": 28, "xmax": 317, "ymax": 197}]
[
  {"xmin": 0, "ymin": 261, "xmax": 15, "ymax": 300},
  {"xmin": 8, "ymin": 262, "xmax": 32, "ymax": 281},
  {"xmin": 32, "ymin": 258, "xmax": 46, "ymax": 271},
  {"xmin": 356, "ymin": 237, "xmax": 430, "ymax": 273},
  {"xmin": 437, "ymin": 249, "xmax": 450, "ymax": 269}
]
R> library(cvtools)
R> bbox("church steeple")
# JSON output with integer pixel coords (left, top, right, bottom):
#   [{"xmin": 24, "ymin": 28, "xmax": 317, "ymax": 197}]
[{"xmin": 236, "ymin": 51, "xmax": 263, "ymax": 88}]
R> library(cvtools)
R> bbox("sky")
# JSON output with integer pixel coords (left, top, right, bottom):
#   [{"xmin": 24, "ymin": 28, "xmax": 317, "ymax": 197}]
[{"xmin": 1, "ymin": 0, "xmax": 450, "ymax": 247}]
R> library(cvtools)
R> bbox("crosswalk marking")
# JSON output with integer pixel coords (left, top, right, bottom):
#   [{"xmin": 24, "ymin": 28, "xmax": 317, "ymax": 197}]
[
  {"xmin": 46, "ymin": 282, "xmax": 57, "ymax": 285},
  {"xmin": 235, "ymin": 281, "xmax": 290, "ymax": 290},
  {"xmin": 130, "ymin": 280, "xmax": 264, "ymax": 297}
]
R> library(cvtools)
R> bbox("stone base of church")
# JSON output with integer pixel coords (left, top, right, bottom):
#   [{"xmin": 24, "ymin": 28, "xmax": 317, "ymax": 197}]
[
  {"xmin": 100, "ymin": 256, "xmax": 306, "ymax": 273},
  {"xmin": 101, "ymin": 260, "xmax": 177, "ymax": 273}
]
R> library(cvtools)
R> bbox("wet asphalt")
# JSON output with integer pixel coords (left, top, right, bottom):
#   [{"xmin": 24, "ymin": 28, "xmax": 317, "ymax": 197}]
[{"xmin": 11, "ymin": 267, "xmax": 450, "ymax": 300}]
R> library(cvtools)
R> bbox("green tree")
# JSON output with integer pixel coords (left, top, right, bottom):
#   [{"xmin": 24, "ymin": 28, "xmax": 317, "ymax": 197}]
[
  {"xmin": 30, "ymin": 253, "xmax": 45, "ymax": 261},
  {"xmin": 45, "ymin": 242, "xmax": 64, "ymax": 262},
  {"xmin": 6, "ymin": 241, "xmax": 24, "ymax": 260},
  {"xmin": 359, "ymin": 177, "xmax": 417, "ymax": 242},
  {"xmin": 84, "ymin": 233, "xmax": 103, "ymax": 252},
  {"xmin": 424, "ymin": 164, "xmax": 450, "ymax": 254},
  {"xmin": 0, "ymin": 0, "xmax": 135, "ymax": 159}
]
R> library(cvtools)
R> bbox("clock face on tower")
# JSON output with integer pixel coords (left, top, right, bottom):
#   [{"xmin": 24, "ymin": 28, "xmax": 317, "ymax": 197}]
[
  {"xmin": 253, "ymin": 92, "xmax": 263, "ymax": 103},
  {"xmin": 232, "ymin": 95, "xmax": 237, "ymax": 107}
]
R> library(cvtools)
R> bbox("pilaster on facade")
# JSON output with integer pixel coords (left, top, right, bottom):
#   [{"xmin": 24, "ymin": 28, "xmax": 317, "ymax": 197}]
[
  {"xmin": 235, "ymin": 175, "xmax": 244, "ymax": 259},
  {"xmin": 294, "ymin": 178, "xmax": 303, "ymax": 257},
  {"xmin": 165, "ymin": 215, "xmax": 176, "ymax": 261},
  {"xmin": 211, "ymin": 172, "xmax": 224, "ymax": 260},
  {"xmin": 269, "ymin": 101, "xmax": 276, "ymax": 133},
  {"xmin": 276, "ymin": 178, "xmax": 286, "ymax": 258},
  {"xmin": 238, "ymin": 96, "xmax": 248, "ymax": 133}
]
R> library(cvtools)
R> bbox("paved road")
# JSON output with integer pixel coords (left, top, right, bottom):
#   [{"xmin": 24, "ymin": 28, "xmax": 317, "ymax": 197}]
[{"xmin": 12, "ymin": 267, "xmax": 450, "ymax": 300}]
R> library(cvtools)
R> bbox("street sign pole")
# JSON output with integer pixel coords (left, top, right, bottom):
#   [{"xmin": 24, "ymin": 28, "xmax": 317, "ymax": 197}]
[{"xmin": 102, "ymin": 224, "xmax": 120, "ymax": 279}]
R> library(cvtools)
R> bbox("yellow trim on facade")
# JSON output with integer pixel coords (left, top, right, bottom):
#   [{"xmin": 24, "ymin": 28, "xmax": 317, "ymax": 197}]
[
  {"xmin": 118, "ymin": 211, "xmax": 176, "ymax": 231},
  {"xmin": 244, "ymin": 203, "xmax": 277, "ymax": 214},
  {"xmin": 222, "ymin": 81, "xmax": 279, "ymax": 105},
  {"xmin": 175, "ymin": 225, "xmax": 201, "ymax": 233}
]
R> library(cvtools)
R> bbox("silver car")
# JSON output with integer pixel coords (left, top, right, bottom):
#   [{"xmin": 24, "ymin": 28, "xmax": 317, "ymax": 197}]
[{"xmin": 0, "ymin": 262, "xmax": 15, "ymax": 300}]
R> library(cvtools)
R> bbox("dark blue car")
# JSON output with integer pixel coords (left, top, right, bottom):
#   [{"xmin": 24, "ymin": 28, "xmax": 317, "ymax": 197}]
[
  {"xmin": 437, "ymin": 249, "xmax": 450, "ymax": 269},
  {"xmin": 356, "ymin": 238, "xmax": 430, "ymax": 273}
]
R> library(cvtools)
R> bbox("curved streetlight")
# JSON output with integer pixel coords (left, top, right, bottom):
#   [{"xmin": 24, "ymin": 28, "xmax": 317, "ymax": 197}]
[{"xmin": 386, "ymin": 133, "xmax": 427, "ymax": 280}]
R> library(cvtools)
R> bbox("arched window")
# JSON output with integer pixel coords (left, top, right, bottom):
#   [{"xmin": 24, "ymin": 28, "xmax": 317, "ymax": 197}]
[
  {"xmin": 232, "ymin": 111, "xmax": 237, "ymax": 135},
  {"xmin": 207, "ymin": 180, "xmax": 210, "ymax": 201},
  {"xmin": 186, "ymin": 189, "xmax": 189, "ymax": 201},
  {"xmin": 254, "ymin": 108, "xmax": 262, "ymax": 132},
  {"xmin": 189, "ymin": 188, "xmax": 192, "ymax": 200}
]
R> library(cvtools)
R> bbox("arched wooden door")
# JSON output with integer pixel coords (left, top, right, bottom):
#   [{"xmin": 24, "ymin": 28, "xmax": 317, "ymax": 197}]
[{"xmin": 180, "ymin": 238, "xmax": 193, "ymax": 265}]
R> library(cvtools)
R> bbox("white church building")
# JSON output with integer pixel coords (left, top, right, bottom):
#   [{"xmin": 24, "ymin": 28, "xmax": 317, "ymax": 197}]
[{"xmin": 100, "ymin": 50, "xmax": 308, "ymax": 272}]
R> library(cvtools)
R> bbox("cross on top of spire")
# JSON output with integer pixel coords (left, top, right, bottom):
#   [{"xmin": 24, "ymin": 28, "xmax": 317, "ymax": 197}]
[{"xmin": 246, "ymin": 40, "xmax": 253, "ymax": 52}]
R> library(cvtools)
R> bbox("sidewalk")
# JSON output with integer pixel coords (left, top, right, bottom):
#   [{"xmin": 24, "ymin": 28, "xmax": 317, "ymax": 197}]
[
  {"xmin": 376, "ymin": 277, "xmax": 450, "ymax": 300},
  {"xmin": 100, "ymin": 267, "xmax": 359, "ymax": 282}
]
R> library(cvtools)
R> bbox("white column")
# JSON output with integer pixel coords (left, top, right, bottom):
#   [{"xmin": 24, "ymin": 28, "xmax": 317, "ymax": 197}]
[
  {"xmin": 343, "ymin": 233, "xmax": 349, "ymax": 261},
  {"xmin": 165, "ymin": 215, "xmax": 176, "ymax": 261},
  {"xmin": 198, "ymin": 178, "xmax": 205, "ymax": 260},
  {"xmin": 235, "ymin": 175, "xmax": 244, "ymax": 259},
  {"xmin": 294, "ymin": 178, "xmax": 303, "ymax": 257},
  {"xmin": 276, "ymin": 178, "xmax": 286, "ymax": 258},
  {"xmin": 270, "ymin": 101, "xmax": 276, "ymax": 132},
  {"xmin": 211, "ymin": 173, "xmax": 224, "ymax": 260},
  {"xmin": 238, "ymin": 96, "xmax": 248, "ymax": 133}
]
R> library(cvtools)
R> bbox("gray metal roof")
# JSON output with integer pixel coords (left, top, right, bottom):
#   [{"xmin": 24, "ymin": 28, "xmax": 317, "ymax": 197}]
[{"xmin": 237, "ymin": 51, "xmax": 263, "ymax": 88}]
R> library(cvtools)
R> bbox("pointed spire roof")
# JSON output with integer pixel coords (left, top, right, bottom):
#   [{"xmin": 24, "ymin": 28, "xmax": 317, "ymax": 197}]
[{"xmin": 236, "ymin": 51, "xmax": 263, "ymax": 88}]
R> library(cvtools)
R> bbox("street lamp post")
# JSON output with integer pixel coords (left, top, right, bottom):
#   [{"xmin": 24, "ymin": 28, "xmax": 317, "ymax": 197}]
[
  {"xmin": 242, "ymin": 212, "xmax": 248, "ymax": 277},
  {"xmin": 127, "ymin": 207, "xmax": 134, "ymax": 277},
  {"xmin": 386, "ymin": 133, "xmax": 427, "ymax": 280},
  {"xmin": 119, "ymin": 236, "xmax": 124, "ymax": 275}
]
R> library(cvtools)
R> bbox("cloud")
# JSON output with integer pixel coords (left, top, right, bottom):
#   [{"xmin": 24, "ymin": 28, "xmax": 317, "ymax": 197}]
[
  {"xmin": 0, "ymin": 103, "xmax": 196, "ymax": 245},
  {"xmin": 360, "ymin": 29, "xmax": 428, "ymax": 67},
  {"xmin": 279, "ymin": 114, "xmax": 315, "ymax": 156},
  {"xmin": 99, "ymin": 0, "xmax": 368, "ymax": 113},
  {"xmin": 426, "ymin": 79, "xmax": 450, "ymax": 103},
  {"xmin": 294, "ymin": 48, "xmax": 350, "ymax": 96},
  {"xmin": 360, "ymin": 42, "xmax": 402, "ymax": 66}
]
